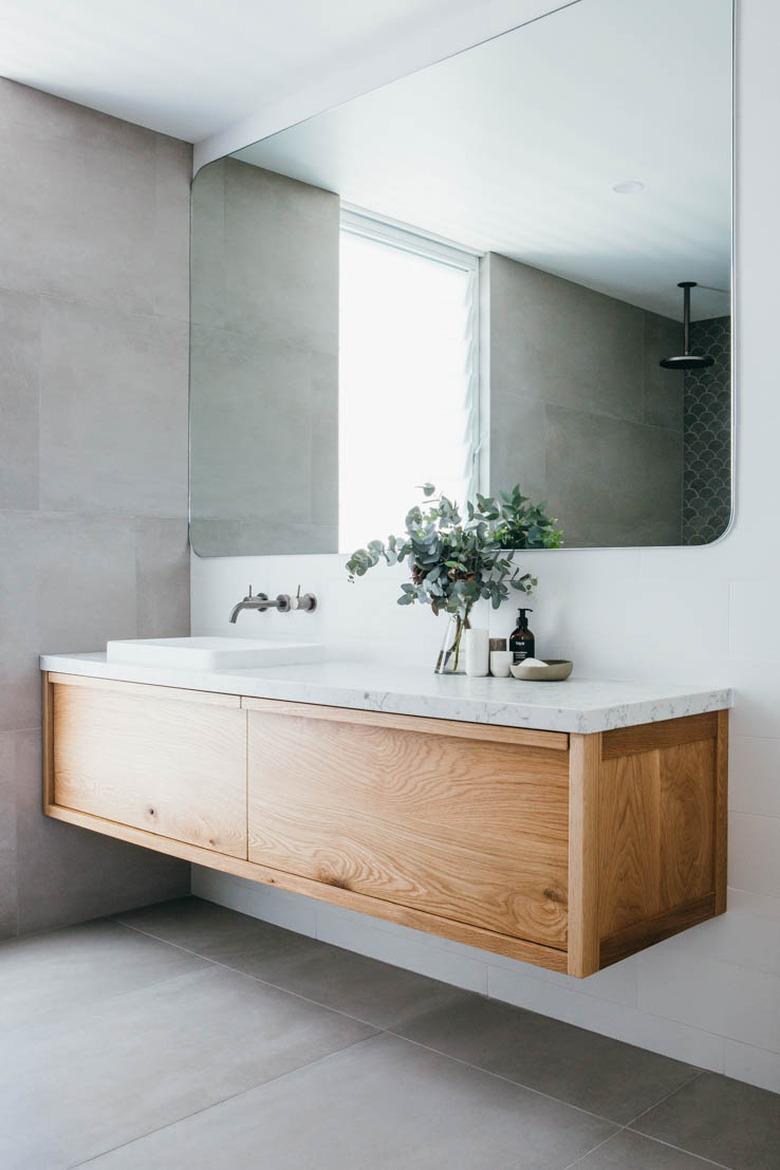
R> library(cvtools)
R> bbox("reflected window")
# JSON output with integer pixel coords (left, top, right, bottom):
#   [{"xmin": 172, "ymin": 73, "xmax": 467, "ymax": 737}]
[{"xmin": 338, "ymin": 211, "xmax": 479, "ymax": 551}]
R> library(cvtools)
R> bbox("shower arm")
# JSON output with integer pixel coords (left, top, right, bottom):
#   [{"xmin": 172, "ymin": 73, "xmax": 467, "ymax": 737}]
[{"xmin": 679, "ymin": 280, "xmax": 694, "ymax": 356}]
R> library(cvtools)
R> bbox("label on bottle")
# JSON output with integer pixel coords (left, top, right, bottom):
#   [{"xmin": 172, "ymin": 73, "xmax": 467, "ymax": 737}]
[{"xmin": 510, "ymin": 636, "xmax": 535, "ymax": 664}]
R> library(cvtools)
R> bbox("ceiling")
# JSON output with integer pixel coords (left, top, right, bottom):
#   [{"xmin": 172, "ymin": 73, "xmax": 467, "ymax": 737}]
[
  {"xmin": 0, "ymin": 0, "xmax": 493, "ymax": 142},
  {"xmin": 236, "ymin": 0, "xmax": 732, "ymax": 321}
]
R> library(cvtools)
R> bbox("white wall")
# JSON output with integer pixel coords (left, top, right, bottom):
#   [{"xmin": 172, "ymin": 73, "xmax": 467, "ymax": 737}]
[{"xmin": 191, "ymin": 0, "xmax": 780, "ymax": 1094}]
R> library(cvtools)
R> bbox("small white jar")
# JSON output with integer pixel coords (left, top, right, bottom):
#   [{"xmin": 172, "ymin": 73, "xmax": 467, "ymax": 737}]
[{"xmin": 489, "ymin": 638, "xmax": 512, "ymax": 678}]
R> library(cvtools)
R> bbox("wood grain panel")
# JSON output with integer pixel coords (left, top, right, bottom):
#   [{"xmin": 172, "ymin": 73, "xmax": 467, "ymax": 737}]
[
  {"xmin": 52, "ymin": 680, "xmax": 247, "ymax": 857},
  {"xmin": 600, "ymin": 895, "xmax": 716, "ymax": 968},
  {"xmin": 714, "ymin": 710, "xmax": 729, "ymax": 914},
  {"xmin": 42, "ymin": 673, "xmax": 55, "ymax": 813},
  {"xmin": 45, "ymin": 803, "xmax": 568, "ymax": 972},
  {"xmin": 601, "ymin": 712, "xmax": 717, "ymax": 759},
  {"xmin": 241, "ymin": 696, "xmax": 568, "ymax": 750},
  {"xmin": 598, "ymin": 750, "xmax": 662, "ymax": 938},
  {"xmin": 568, "ymin": 733, "xmax": 601, "ymax": 977},
  {"xmin": 598, "ymin": 734, "xmax": 719, "ymax": 949},
  {"xmin": 248, "ymin": 710, "xmax": 569, "ymax": 948},
  {"xmin": 659, "ymin": 740, "xmax": 716, "ymax": 908}
]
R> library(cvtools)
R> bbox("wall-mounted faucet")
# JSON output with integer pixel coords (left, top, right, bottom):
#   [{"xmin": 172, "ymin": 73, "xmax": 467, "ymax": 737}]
[{"xmin": 229, "ymin": 585, "xmax": 317, "ymax": 624}]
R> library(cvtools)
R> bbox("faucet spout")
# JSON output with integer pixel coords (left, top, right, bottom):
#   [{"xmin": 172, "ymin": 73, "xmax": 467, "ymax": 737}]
[
  {"xmin": 228, "ymin": 585, "xmax": 315, "ymax": 623},
  {"xmin": 229, "ymin": 585, "xmax": 271, "ymax": 624}
]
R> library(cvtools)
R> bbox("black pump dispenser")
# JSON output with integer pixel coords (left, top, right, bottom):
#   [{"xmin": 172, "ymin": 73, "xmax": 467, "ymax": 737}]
[{"xmin": 509, "ymin": 608, "xmax": 535, "ymax": 665}]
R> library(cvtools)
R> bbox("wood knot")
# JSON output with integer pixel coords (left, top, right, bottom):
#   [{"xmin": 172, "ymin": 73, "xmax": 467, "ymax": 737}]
[{"xmin": 543, "ymin": 888, "xmax": 565, "ymax": 904}]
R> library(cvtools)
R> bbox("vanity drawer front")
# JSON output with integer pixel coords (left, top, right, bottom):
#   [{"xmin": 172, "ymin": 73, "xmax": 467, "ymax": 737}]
[
  {"xmin": 50, "ymin": 677, "xmax": 247, "ymax": 858},
  {"xmin": 246, "ymin": 703, "xmax": 569, "ymax": 949}
]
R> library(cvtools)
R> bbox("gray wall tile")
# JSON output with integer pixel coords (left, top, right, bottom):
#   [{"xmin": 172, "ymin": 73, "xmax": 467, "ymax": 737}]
[
  {"xmin": 488, "ymin": 253, "xmax": 646, "ymax": 423},
  {"xmin": 545, "ymin": 404, "xmax": 682, "ymax": 548},
  {"xmin": 0, "ymin": 732, "xmax": 18, "ymax": 939},
  {"xmin": 135, "ymin": 517, "xmax": 191, "ymax": 638},
  {"xmin": 0, "ymin": 78, "xmax": 190, "ymax": 934},
  {"xmin": 0, "ymin": 76, "xmax": 160, "ymax": 154},
  {"xmin": 13, "ymin": 728, "xmax": 188, "ymax": 936},
  {"xmin": 189, "ymin": 159, "xmax": 339, "ymax": 556},
  {"xmin": 488, "ymin": 392, "xmax": 547, "ymax": 504},
  {"xmin": 0, "ymin": 511, "xmax": 137, "ymax": 732},
  {"xmin": 486, "ymin": 252, "xmax": 684, "ymax": 547},
  {"xmin": 150, "ymin": 136, "xmax": 192, "ymax": 322},
  {"xmin": 38, "ymin": 300, "xmax": 188, "ymax": 516},
  {"xmin": 191, "ymin": 158, "xmax": 339, "ymax": 349},
  {"xmin": 0, "ymin": 79, "xmax": 186, "ymax": 319},
  {"xmin": 0, "ymin": 289, "xmax": 40, "ymax": 510},
  {"xmin": 643, "ymin": 312, "xmax": 684, "ymax": 430}
]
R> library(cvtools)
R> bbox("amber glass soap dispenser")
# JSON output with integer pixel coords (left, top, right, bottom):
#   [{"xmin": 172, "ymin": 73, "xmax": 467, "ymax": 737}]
[{"xmin": 509, "ymin": 608, "xmax": 535, "ymax": 664}]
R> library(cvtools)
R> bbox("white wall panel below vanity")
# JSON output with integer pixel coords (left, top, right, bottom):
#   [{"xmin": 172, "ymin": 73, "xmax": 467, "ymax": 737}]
[{"xmin": 189, "ymin": 1, "xmax": 780, "ymax": 1095}]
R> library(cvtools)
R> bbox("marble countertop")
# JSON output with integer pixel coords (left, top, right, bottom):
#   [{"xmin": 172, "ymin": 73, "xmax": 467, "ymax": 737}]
[{"xmin": 40, "ymin": 652, "xmax": 732, "ymax": 735}]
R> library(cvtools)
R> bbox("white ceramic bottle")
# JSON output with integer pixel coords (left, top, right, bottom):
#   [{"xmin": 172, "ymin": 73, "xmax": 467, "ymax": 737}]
[{"xmin": 464, "ymin": 627, "xmax": 489, "ymax": 677}]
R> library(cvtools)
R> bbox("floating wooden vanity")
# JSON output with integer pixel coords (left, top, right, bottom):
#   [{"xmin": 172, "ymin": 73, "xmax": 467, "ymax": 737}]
[{"xmin": 41, "ymin": 665, "xmax": 729, "ymax": 977}]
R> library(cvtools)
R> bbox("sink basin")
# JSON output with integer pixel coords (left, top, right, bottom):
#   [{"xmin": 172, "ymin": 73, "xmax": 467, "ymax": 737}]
[{"xmin": 106, "ymin": 636, "xmax": 323, "ymax": 671}]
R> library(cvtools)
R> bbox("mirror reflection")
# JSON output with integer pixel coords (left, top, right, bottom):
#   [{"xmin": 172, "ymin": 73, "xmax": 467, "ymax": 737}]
[{"xmin": 190, "ymin": 0, "xmax": 732, "ymax": 556}]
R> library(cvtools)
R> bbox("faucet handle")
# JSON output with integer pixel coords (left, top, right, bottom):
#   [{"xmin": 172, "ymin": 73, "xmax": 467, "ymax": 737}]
[{"xmin": 291, "ymin": 588, "xmax": 317, "ymax": 613}]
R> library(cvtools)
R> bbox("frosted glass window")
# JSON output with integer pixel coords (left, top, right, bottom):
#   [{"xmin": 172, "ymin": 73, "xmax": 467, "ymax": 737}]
[{"xmin": 338, "ymin": 215, "xmax": 479, "ymax": 552}]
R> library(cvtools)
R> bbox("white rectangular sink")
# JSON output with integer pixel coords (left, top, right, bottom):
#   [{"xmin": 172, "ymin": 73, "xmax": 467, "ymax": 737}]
[{"xmin": 106, "ymin": 636, "xmax": 323, "ymax": 671}]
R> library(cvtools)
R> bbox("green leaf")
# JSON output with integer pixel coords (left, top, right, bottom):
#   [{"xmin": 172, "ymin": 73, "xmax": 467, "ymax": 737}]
[{"xmin": 345, "ymin": 481, "xmax": 550, "ymax": 618}]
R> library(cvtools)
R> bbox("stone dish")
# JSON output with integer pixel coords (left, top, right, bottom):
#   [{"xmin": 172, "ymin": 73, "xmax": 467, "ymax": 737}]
[{"xmin": 510, "ymin": 659, "xmax": 573, "ymax": 681}]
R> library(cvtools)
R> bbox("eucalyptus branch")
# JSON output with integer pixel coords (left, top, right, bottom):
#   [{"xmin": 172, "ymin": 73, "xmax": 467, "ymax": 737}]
[{"xmin": 345, "ymin": 484, "xmax": 562, "ymax": 619}]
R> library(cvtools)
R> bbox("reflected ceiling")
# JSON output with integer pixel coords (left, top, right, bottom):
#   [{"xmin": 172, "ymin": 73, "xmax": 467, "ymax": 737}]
[{"xmin": 236, "ymin": 0, "xmax": 731, "ymax": 320}]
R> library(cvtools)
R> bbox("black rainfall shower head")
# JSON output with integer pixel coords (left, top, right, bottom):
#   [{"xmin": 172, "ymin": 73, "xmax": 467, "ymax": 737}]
[
  {"xmin": 660, "ymin": 352, "xmax": 714, "ymax": 371},
  {"xmin": 660, "ymin": 281, "xmax": 714, "ymax": 371}
]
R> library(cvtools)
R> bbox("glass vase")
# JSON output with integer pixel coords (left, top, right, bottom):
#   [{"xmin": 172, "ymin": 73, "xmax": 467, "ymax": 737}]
[{"xmin": 434, "ymin": 613, "xmax": 470, "ymax": 675}]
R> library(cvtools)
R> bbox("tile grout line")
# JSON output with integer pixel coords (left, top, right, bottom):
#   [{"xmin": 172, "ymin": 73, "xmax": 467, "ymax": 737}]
[
  {"xmin": 112, "ymin": 916, "xmax": 623, "ymax": 1130},
  {"xmin": 620, "ymin": 1067, "xmax": 706, "ymax": 1130},
  {"xmin": 623, "ymin": 1131, "xmax": 735, "ymax": 1170},
  {"xmin": 560, "ymin": 1129, "xmax": 622, "ymax": 1170},
  {"xmin": 113, "ymin": 912, "xmax": 746, "ymax": 1170},
  {"xmin": 69, "ymin": 1031, "xmax": 381, "ymax": 1169},
  {"xmin": 383, "ymin": 1028, "xmax": 622, "ymax": 1129},
  {"xmin": 558, "ymin": 1070, "xmax": 731, "ymax": 1170},
  {"xmin": 562, "ymin": 1132, "xmax": 733, "ymax": 1170},
  {"xmin": 112, "ymin": 916, "xmax": 389, "ymax": 1030}
]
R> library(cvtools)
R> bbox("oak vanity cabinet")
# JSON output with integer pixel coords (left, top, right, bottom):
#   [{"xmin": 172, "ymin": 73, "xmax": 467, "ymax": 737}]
[
  {"xmin": 45, "ymin": 675, "xmax": 247, "ymax": 858},
  {"xmin": 43, "ymin": 672, "xmax": 728, "ymax": 978}
]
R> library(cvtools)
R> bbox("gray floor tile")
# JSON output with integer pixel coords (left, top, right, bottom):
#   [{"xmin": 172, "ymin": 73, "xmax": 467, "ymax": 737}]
[
  {"xmin": 633, "ymin": 1071, "xmax": 780, "ymax": 1170},
  {"xmin": 0, "ymin": 918, "xmax": 207, "ymax": 1032},
  {"xmin": 395, "ymin": 991, "xmax": 699, "ymax": 1123},
  {"xmin": 0, "ymin": 964, "xmax": 374, "ymax": 1170},
  {"xmin": 115, "ymin": 895, "xmax": 311, "ymax": 959},
  {"xmin": 574, "ymin": 1129, "xmax": 724, "ymax": 1168},
  {"xmin": 117, "ymin": 896, "xmax": 467, "ymax": 1028},
  {"xmin": 85, "ymin": 1033, "xmax": 616, "ymax": 1170}
]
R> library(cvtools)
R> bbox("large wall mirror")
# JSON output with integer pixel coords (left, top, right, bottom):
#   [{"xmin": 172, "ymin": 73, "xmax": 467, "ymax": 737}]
[{"xmin": 190, "ymin": 0, "xmax": 733, "ymax": 556}]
